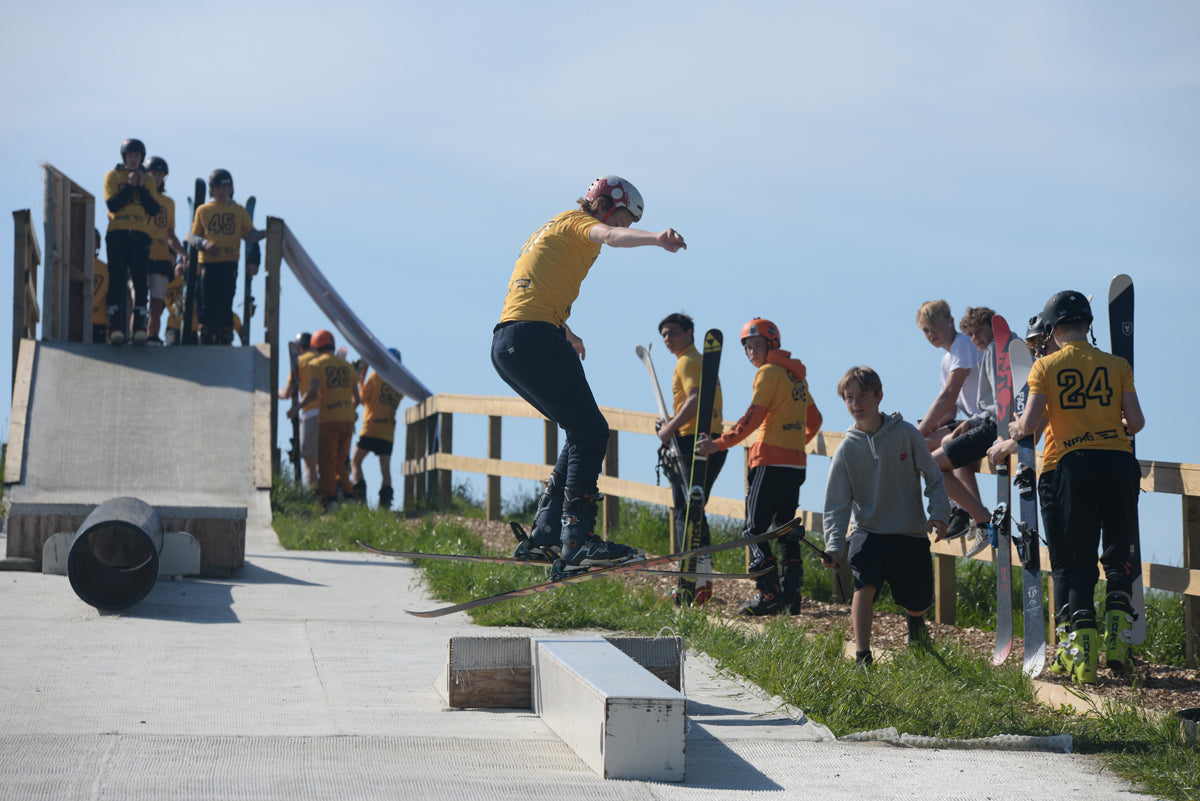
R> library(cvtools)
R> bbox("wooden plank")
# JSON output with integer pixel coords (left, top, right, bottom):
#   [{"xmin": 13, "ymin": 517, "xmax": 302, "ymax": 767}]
[
  {"xmin": 603, "ymin": 432, "xmax": 619, "ymax": 535},
  {"xmin": 933, "ymin": 554, "xmax": 957, "ymax": 624},
  {"xmin": 438, "ymin": 413, "xmax": 453, "ymax": 509},
  {"xmin": 264, "ymin": 218, "xmax": 284, "ymax": 477},
  {"xmin": 251, "ymin": 343, "xmax": 273, "ymax": 488},
  {"xmin": 5, "ymin": 338, "xmax": 36, "ymax": 486},
  {"xmin": 486, "ymin": 416, "xmax": 501, "ymax": 521},
  {"xmin": 1185, "ymin": 495, "xmax": 1200, "ymax": 667}
]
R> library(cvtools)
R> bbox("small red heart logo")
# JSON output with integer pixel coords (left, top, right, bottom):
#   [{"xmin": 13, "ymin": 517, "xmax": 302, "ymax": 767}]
[{"xmin": 900, "ymin": 454, "xmax": 907, "ymax": 461}]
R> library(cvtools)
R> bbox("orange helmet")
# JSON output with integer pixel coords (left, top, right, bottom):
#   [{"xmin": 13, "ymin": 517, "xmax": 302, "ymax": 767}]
[
  {"xmin": 311, "ymin": 329, "xmax": 334, "ymax": 350},
  {"xmin": 740, "ymin": 318, "xmax": 780, "ymax": 350}
]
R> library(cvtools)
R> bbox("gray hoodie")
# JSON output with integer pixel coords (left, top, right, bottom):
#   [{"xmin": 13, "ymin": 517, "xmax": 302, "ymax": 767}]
[{"xmin": 822, "ymin": 412, "xmax": 950, "ymax": 555}]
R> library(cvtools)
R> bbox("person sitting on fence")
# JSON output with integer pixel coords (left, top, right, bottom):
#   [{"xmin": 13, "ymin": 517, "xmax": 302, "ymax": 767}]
[
  {"xmin": 822, "ymin": 366, "xmax": 949, "ymax": 667},
  {"xmin": 352, "ymin": 348, "xmax": 405, "ymax": 511},
  {"xmin": 494, "ymin": 175, "xmax": 686, "ymax": 575},
  {"xmin": 696, "ymin": 318, "xmax": 822, "ymax": 616},
  {"xmin": 1004, "ymin": 291, "xmax": 1144, "ymax": 684}
]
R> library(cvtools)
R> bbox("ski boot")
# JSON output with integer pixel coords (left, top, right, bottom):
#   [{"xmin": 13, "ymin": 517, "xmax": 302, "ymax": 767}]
[
  {"xmin": 1104, "ymin": 592, "xmax": 1136, "ymax": 673},
  {"xmin": 738, "ymin": 559, "xmax": 784, "ymax": 616},
  {"xmin": 553, "ymin": 488, "xmax": 644, "ymax": 577},
  {"xmin": 107, "ymin": 306, "xmax": 126, "ymax": 345},
  {"xmin": 513, "ymin": 476, "xmax": 565, "ymax": 562},
  {"xmin": 219, "ymin": 327, "xmax": 236, "ymax": 345},
  {"xmin": 378, "ymin": 485, "xmax": 394, "ymax": 511},
  {"xmin": 855, "ymin": 650, "xmax": 874, "ymax": 668},
  {"xmin": 1062, "ymin": 610, "xmax": 1100, "ymax": 685},
  {"xmin": 779, "ymin": 530, "xmax": 805, "ymax": 614},
  {"xmin": 906, "ymin": 614, "xmax": 932, "ymax": 653},
  {"xmin": 1047, "ymin": 605, "xmax": 1072, "ymax": 676},
  {"xmin": 132, "ymin": 306, "xmax": 148, "ymax": 345},
  {"xmin": 352, "ymin": 480, "xmax": 368, "ymax": 503}
]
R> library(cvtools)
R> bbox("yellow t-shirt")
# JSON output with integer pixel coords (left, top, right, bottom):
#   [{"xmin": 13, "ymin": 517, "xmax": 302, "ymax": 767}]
[
  {"xmin": 147, "ymin": 192, "xmax": 176, "ymax": 261},
  {"xmin": 164, "ymin": 273, "xmax": 199, "ymax": 331},
  {"xmin": 309, "ymin": 352, "xmax": 356, "ymax": 423},
  {"xmin": 359, "ymin": 372, "xmax": 404, "ymax": 441},
  {"xmin": 498, "ymin": 209, "xmax": 601, "ymax": 326},
  {"xmin": 92, "ymin": 258, "xmax": 109, "ymax": 325},
  {"xmin": 671, "ymin": 344, "xmax": 723, "ymax": 437},
  {"xmin": 1028, "ymin": 340, "xmax": 1134, "ymax": 460},
  {"xmin": 747, "ymin": 363, "xmax": 814, "ymax": 467},
  {"xmin": 104, "ymin": 168, "xmax": 161, "ymax": 234},
  {"xmin": 294, "ymin": 350, "xmax": 320, "ymax": 414},
  {"xmin": 190, "ymin": 200, "xmax": 253, "ymax": 264}
]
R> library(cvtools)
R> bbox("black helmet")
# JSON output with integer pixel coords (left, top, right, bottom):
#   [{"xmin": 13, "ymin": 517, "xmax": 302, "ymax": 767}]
[
  {"xmin": 120, "ymin": 138, "xmax": 146, "ymax": 156},
  {"xmin": 295, "ymin": 332, "xmax": 312, "ymax": 348},
  {"xmin": 1041, "ymin": 290, "xmax": 1093, "ymax": 329},
  {"xmin": 209, "ymin": 169, "xmax": 233, "ymax": 191},
  {"xmin": 144, "ymin": 156, "xmax": 168, "ymax": 174},
  {"xmin": 1025, "ymin": 313, "xmax": 1048, "ymax": 341}
]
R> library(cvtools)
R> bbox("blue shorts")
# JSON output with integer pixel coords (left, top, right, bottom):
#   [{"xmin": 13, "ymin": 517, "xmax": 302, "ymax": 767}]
[{"xmin": 847, "ymin": 531, "xmax": 934, "ymax": 612}]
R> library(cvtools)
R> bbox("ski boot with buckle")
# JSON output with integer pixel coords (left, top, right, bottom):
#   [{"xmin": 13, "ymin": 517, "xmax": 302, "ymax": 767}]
[
  {"xmin": 553, "ymin": 488, "xmax": 644, "ymax": 577},
  {"xmin": 1063, "ymin": 610, "xmax": 1100, "ymax": 684},
  {"xmin": 1104, "ymin": 592, "xmax": 1136, "ymax": 673},
  {"xmin": 1047, "ymin": 604, "xmax": 1072, "ymax": 676},
  {"xmin": 512, "ymin": 476, "xmax": 565, "ymax": 563},
  {"xmin": 779, "ymin": 529, "xmax": 805, "ymax": 614},
  {"xmin": 738, "ymin": 558, "xmax": 784, "ymax": 616}
]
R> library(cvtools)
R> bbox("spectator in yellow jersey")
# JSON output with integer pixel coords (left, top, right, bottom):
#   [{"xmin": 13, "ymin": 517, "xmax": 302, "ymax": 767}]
[
  {"xmin": 283, "ymin": 332, "xmax": 320, "ymax": 492},
  {"xmin": 188, "ymin": 169, "xmax": 265, "ymax": 345},
  {"xmin": 351, "ymin": 348, "xmax": 405, "ymax": 510},
  {"xmin": 495, "ymin": 175, "xmax": 686, "ymax": 575},
  {"xmin": 103, "ymin": 138, "xmax": 161, "ymax": 344},
  {"xmin": 1006, "ymin": 291, "xmax": 1144, "ymax": 684},
  {"xmin": 297, "ymin": 329, "xmax": 360, "ymax": 512},
  {"xmin": 696, "ymin": 318, "xmax": 822, "ymax": 616},
  {"xmin": 143, "ymin": 156, "xmax": 186, "ymax": 345},
  {"xmin": 655, "ymin": 312, "xmax": 725, "ymax": 600},
  {"xmin": 92, "ymin": 229, "xmax": 109, "ymax": 343}
]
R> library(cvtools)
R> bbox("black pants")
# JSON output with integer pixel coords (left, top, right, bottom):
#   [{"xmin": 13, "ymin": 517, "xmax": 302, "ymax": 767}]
[
  {"xmin": 105, "ymin": 229, "xmax": 150, "ymax": 325},
  {"xmin": 200, "ymin": 260, "xmax": 238, "ymax": 335},
  {"xmin": 668, "ymin": 434, "xmax": 727, "ymax": 548},
  {"xmin": 1038, "ymin": 469, "xmax": 1069, "ymax": 618},
  {"xmin": 744, "ymin": 465, "xmax": 805, "ymax": 569}
]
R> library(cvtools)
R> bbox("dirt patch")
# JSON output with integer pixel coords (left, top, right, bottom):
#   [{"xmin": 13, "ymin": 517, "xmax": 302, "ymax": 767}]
[{"xmin": 436, "ymin": 514, "xmax": 1200, "ymax": 717}]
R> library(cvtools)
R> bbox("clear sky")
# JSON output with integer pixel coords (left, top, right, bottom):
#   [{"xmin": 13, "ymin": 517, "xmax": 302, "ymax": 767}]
[{"xmin": 2, "ymin": 2, "xmax": 1197, "ymax": 565}]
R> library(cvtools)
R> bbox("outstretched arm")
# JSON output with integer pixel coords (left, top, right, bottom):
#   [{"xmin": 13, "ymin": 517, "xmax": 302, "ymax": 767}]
[{"xmin": 589, "ymin": 224, "xmax": 686, "ymax": 252}]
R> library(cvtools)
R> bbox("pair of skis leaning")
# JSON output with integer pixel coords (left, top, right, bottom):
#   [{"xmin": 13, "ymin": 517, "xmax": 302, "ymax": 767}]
[{"xmin": 366, "ymin": 516, "xmax": 807, "ymax": 618}]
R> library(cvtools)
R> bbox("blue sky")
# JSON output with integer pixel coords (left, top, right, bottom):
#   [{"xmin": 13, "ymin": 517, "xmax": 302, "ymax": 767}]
[{"xmin": 2, "ymin": 1, "xmax": 1197, "ymax": 565}]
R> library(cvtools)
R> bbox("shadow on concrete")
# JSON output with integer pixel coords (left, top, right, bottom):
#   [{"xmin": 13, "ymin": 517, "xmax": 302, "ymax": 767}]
[
  {"xmin": 679, "ymin": 723, "xmax": 784, "ymax": 791},
  {"xmin": 687, "ymin": 700, "xmax": 801, "ymax": 727}
]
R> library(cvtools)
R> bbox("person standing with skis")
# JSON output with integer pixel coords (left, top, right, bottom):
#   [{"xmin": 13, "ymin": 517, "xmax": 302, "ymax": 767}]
[
  {"xmin": 695, "ymin": 318, "xmax": 822, "ymax": 616},
  {"xmin": 1006, "ymin": 291, "xmax": 1144, "ymax": 684},
  {"xmin": 103, "ymin": 138, "xmax": 161, "ymax": 344},
  {"xmin": 143, "ymin": 156, "xmax": 186, "ymax": 345},
  {"xmin": 496, "ymin": 175, "xmax": 686, "ymax": 575}
]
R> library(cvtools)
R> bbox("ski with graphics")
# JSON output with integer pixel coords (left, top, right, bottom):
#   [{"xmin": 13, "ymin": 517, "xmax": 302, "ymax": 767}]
[
  {"xmin": 1009, "ymin": 335, "xmax": 1046, "ymax": 677},
  {"xmin": 990, "ymin": 313, "xmax": 1016, "ymax": 666},
  {"xmin": 404, "ymin": 517, "xmax": 802, "ymax": 618},
  {"xmin": 677, "ymin": 329, "xmax": 723, "ymax": 606},
  {"xmin": 181, "ymin": 178, "xmax": 205, "ymax": 346}
]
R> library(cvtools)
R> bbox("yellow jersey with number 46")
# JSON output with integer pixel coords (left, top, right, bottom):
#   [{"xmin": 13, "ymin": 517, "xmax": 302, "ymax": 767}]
[
  {"xmin": 1028, "ymin": 340, "xmax": 1134, "ymax": 459},
  {"xmin": 190, "ymin": 200, "xmax": 253, "ymax": 264},
  {"xmin": 498, "ymin": 210, "xmax": 601, "ymax": 327}
]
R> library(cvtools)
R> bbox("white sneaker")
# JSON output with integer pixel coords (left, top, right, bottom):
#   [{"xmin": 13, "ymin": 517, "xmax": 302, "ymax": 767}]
[{"xmin": 963, "ymin": 524, "xmax": 990, "ymax": 558}]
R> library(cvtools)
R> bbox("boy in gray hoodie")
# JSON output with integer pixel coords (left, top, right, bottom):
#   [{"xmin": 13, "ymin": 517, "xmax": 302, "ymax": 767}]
[{"xmin": 823, "ymin": 366, "xmax": 950, "ymax": 666}]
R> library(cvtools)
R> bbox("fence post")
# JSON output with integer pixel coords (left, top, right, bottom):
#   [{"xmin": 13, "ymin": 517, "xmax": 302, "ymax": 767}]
[
  {"xmin": 1185, "ymin": 495, "xmax": 1200, "ymax": 668},
  {"xmin": 438, "ymin": 412, "xmax": 453, "ymax": 509},
  {"xmin": 933, "ymin": 555, "xmax": 957, "ymax": 625},
  {"xmin": 603, "ymin": 432, "xmax": 619, "ymax": 536},
  {"xmin": 487, "ymin": 416, "xmax": 502, "ymax": 521},
  {"xmin": 404, "ymin": 419, "xmax": 417, "ymax": 511},
  {"xmin": 415, "ymin": 415, "xmax": 429, "ymax": 508}
]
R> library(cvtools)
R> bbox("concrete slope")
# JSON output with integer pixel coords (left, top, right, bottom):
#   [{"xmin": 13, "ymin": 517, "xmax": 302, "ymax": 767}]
[{"xmin": 4, "ymin": 340, "xmax": 271, "ymax": 528}]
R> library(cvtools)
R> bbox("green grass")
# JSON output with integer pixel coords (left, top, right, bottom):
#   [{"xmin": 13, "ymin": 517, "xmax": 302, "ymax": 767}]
[{"xmin": 272, "ymin": 483, "xmax": 1199, "ymax": 801}]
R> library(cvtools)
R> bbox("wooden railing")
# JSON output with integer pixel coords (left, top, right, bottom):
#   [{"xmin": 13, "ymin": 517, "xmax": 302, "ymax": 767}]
[
  {"xmin": 402, "ymin": 393, "xmax": 1200, "ymax": 666},
  {"xmin": 11, "ymin": 210, "xmax": 40, "ymax": 396}
]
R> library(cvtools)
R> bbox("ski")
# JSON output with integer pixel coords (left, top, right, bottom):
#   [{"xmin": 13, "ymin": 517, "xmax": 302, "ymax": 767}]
[
  {"xmin": 357, "ymin": 538, "xmax": 766, "ymax": 580},
  {"xmin": 1108, "ymin": 274, "xmax": 1145, "ymax": 645},
  {"xmin": 243, "ymin": 195, "xmax": 258, "ymax": 344},
  {"xmin": 287, "ymin": 339, "xmax": 303, "ymax": 484},
  {"xmin": 1009, "ymin": 338, "xmax": 1046, "ymax": 676},
  {"xmin": 990, "ymin": 314, "xmax": 1016, "ymax": 665},
  {"xmin": 405, "ymin": 515, "xmax": 802, "ymax": 618},
  {"xmin": 635, "ymin": 344, "xmax": 687, "ymax": 484},
  {"xmin": 677, "ymin": 329, "xmax": 722, "ymax": 605},
  {"xmin": 182, "ymin": 178, "xmax": 205, "ymax": 346}
]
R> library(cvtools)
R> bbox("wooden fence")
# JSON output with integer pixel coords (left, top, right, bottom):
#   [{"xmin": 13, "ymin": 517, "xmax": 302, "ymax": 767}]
[{"xmin": 403, "ymin": 393, "xmax": 1200, "ymax": 667}]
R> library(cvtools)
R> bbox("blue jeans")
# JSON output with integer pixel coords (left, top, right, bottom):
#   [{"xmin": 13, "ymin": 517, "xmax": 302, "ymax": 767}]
[{"xmin": 491, "ymin": 321, "xmax": 609, "ymax": 495}]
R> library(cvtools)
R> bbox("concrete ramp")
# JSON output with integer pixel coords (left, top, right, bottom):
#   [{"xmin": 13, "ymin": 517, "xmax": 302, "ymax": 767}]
[{"xmin": 4, "ymin": 340, "xmax": 273, "ymax": 570}]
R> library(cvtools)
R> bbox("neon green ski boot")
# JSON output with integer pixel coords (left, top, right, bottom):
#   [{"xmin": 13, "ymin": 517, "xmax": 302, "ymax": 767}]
[
  {"xmin": 1064, "ymin": 612, "xmax": 1099, "ymax": 685},
  {"xmin": 1047, "ymin": 605, "xmax": 1071, "ymax": 676},
  {"xmin": 1104, "ymin": 593, "xmax": 1135, "ymax": 674}
]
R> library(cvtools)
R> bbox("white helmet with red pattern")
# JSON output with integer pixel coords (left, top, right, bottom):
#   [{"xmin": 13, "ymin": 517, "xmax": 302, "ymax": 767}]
[{"xmin": 584, "ymin": 175, "xmax": 644, "ymax": 222}]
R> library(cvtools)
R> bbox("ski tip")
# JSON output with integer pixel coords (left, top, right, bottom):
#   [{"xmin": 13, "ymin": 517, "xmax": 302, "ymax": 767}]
[
  {"xmin": 404, "ymin": 609, "xmax": 437, "ymax": 618},
  {"xmin": 509, "ymin": 521, "xmax": 528, "ymax": 542},
  {"xmin": 635, "ymin": 344, "xmax": 647, "ymax": 357}
]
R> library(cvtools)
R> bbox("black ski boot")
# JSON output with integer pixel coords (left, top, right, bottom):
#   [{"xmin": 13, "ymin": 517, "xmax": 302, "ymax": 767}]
[
  {"xmin": 352, "ymin": 480, "xmax": 367, "ymax": 503},
  {"xmin": 513, "ymin": 476, "xmax": 565, "ymax": 562},
  {"xmin": 107, "ymin": 306, "xmax": 126, "ymax": 345},
  {"xmin": 378, "ymin": 485, "xmax": 394, "ymax": 511},
  {"xmin": 132, "ymin": 306, "xmax": 149, "ymax": 345},
  {"xmin": 738, "ymin": 559, "xmax": 784, "ymax": 616},
  {"xmin": 907, "ymin": 614, "xmax": 932, "ymax": 652},
  {"xmin": 779, "ymin": 530, "xmax": 805, "ymax": 614},
  {"xmin": 555, "ymin": 488, "xmax": 644, "ymax": 576}
]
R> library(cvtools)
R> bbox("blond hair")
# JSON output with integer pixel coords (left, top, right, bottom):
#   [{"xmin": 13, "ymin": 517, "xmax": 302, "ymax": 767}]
[{"xmin": 916, "ymin": 299, "xmax": 952, "ymax": 329}]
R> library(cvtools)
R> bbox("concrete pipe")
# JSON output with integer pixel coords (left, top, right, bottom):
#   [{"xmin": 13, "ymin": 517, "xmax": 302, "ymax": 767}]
[{"xmin": 67, "ymin": 497, "xmax": 164, "ymax": 610}]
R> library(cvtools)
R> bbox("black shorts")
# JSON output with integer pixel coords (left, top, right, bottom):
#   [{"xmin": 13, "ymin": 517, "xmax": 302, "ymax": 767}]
[
  {"xmin": 356, "ymin": 435, "xmax": 394, "ymax": 456},
  {"xmin": 148, "ymin": 258, "xmax": 174, "ymax": 278},
  {"xmin": 943, "ymin": 418, "xmax": 997, "ymax": 468},
  {"xmin": 848, "ymin": 531, "xmax": 934, "ymax": 611}
]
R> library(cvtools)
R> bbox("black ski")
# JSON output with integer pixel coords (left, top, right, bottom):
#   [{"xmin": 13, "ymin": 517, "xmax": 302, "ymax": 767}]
[
  {"xmin": 677, "ymin": 329, "xmax": 722, "ymax": 605},
  {"xmin": 990, "ymin": 314, "xmax": 1016, "ymax": 665},
  {"xmin": 243, "ymin": 195, "xmax": 257, "ymax": 344},
  {"xmin": 357, "ymin": 536, "xmax": 767, "ymax": 580},
  {"xmin": 634, "ymin": 344, "xmax": 687, "ymax": 498},
  {"xmin": 1009, "ymin": 338, "xmax": 1046, "ymax": 676},
  {"xmin": 405, "ymin": 516, "xmax": 802, "ymax": 618},
  {"xmin": 1108, "ymin": 273, "xmax": 1145, "ymax": 644},
  {"xmin": 287, "ymin": 339, "xmax": 303, "ymax": 484},
  {"xmin": 182, "ymin": 178, "xmax": 205, "ymax": 346}
]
